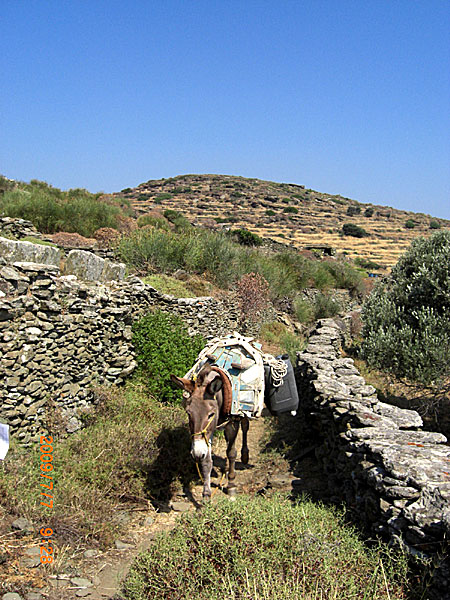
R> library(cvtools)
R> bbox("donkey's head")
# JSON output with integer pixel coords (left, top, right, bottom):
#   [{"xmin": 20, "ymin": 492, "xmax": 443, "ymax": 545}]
[{"xmin": 170, "ymin": 365, "xmax": 223, "ymax": 461}]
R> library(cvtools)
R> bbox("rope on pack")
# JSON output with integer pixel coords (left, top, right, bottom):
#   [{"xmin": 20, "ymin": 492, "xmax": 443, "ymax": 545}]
[{"xmin": 263, "ymin": 354, "xmax": 288, "ymax": 388}]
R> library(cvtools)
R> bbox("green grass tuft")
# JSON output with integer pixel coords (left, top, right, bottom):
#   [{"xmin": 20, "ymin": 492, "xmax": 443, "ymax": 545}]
[
  {"xmin": 20, "ymin": 236, "xmax": 58, "ymax": 247},
  {"xmin": 121, "ymin": 494, "xmax": 409, "ymax": 600},
  {"xmin": 0, "ymin": 384, "xmax": 195, "ymax": 546}
]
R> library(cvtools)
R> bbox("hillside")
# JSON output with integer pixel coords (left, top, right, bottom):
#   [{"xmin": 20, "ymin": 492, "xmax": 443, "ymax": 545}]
[{"xmin": 116, "ymin": 174, "xmax": 449, "ymax": 269}]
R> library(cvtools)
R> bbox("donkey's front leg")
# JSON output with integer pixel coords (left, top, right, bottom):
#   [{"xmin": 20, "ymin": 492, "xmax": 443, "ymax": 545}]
[
  {"xmin": 199, "ymin": 448, "xmax": 213, "ymax": 502},
  {"xmin": 225, "ymin": 420, "xmax": 240, "ymax": 498},
  {"xmin": 240, "ymin": 417, "xmax": 250, "ymax": 465}
]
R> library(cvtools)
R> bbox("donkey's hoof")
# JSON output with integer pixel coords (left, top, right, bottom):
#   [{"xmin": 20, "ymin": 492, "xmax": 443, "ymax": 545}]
[
  {"xmin": 202, "ymin": 495, "xmax": 211, "ymax": 504},
  {"xmin": 227, "ymin": 486, "xmax": 237, "ymax": 499},
  {"xmin": 241, "ymin": 448, "xmax": 249, "ymax": 465}
]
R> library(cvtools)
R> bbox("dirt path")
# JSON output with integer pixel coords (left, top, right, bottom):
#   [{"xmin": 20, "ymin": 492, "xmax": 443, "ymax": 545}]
[{"xmin": 31, "ymin": 415, "xmax": 325, "ymax": 600}]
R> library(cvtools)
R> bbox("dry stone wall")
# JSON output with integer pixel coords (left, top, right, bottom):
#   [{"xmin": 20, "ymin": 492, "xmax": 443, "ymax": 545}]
[
  {"xmin": 0, "ymin": 257, "xmax": 239, "ymax": 444},
  {"xmin": 296, "ymin": 318, "xmax": 450, "ymax": 599},
  {"xmin": 0, "ymin": 235, "xmax": 126, "ymax": 283},
  {"xmin": 0, "ymin": 217, "xmax": 43, "ymax": 240}
]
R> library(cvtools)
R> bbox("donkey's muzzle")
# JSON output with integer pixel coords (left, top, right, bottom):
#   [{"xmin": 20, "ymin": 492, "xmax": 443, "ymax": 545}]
[{"xmin": 191, "ymin": 438, "xmax": 209, "ymax": 461}]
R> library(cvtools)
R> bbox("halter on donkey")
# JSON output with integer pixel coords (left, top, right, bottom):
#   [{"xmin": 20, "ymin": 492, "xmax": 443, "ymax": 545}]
[{"xmin": 171, "ymin": 333, "xmax": 295, "ymax": 501}]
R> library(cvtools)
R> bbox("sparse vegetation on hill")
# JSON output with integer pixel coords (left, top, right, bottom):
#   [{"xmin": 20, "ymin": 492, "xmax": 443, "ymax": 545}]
[
  {"xmin": 3, "ymin": 174, "xmax": 448, "ymax": 270},
  {"xmin": 117, "ymin": 226, "xmax": 364, "ymax": 300},
  {"xmin": 117, "ymin": 173, "xmax": 450, "ymax": 269}
]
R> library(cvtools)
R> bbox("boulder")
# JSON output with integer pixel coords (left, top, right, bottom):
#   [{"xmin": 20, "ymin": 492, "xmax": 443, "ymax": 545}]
[
  {"xmin": 0, "ymin": 237, "xmax": 61, "ymax": 266},
  {"xmin": 64, "ymin": 250, "xmax": 125, "ymax": 282}
]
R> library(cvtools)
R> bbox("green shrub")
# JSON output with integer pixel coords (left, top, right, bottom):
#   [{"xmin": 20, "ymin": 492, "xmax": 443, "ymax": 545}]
[
  {"xmin": 430, "ymin": 220, "xmax": 441, "ymax": 230},
  {"xmin": 280, "ymin": 331, "xmax": 306, "ymax": 363},
  {"xmin": 118, "ymin": 228, "xmax": 240, "ymax": 286},
  {"xmin": 121, "ymin": 187, "xmax": 132, "ymax": 193},
  {"xmin": 311, "ymin": 262, "xmax": 336, "ymax": 289},
  {"xmin": 361, "ymin": 231, "xmax": 450, "ymax": 385},
  {"xmin": 313, "ymin": 292, "xmax": 342, "ymax": 319},
  {"xmin": 0, "ymin": 181, "xmax": 122, "ymax": 237},
  {"xmin": 122, "ymin": 495, "xmax": 408, "ymax": 600},
  {"xmin": 163, "ymin": 209, "xmax": 190, "ymax": 230},
  {"xmin": 118, "ymin": 228, "xmax": 188, "ymax": 273},
  {"xmin": 137, "ymin": 214, "xmax": 170, "ymax": 230},
  {"xmin": 354, "ymin": 257, "xmax": 382, "ymax": 270},
  {"xmin": 364, "ymin": 207, "xmax": 374, "ymax": 217},
  {"xmin": 294, "ymin": 290, "xmax": 343, "ymax": 323},
  {"xmin": 184, "ymin": 230, "xmax": 241, "ymax": 287},
  {"xmin": 0, "ymin": 175, "xmax": 14, "ymax": 195},
  {"xmin": 265, "ymin": 209, "xmax": 276, "ymax": 216},
  {"xmin": 293, "ymin": 296, "xmax": 314, "ymax": 323},
  {"xmin": 230, "ymin": 228, "xmax": 263, "ymax": 246},
  {"xmin": 283, "ymin": 206, "xmax": 298, "ymax": 214},
  {"xmin": 322, "ymin": 260, "xmax": 364, "ymax": 294},
  {"xmin": 342, "ymin": 223, "xmax": 369, "ymax": 238},
  {"xmin": 132, "ymin": 311, "xmax": 205, "ymax": 404},
  {"xmin": 405, "ymin": 219, "xmax": 416, "ymax": 229},
  {"xmin": 155, "ymin": 193, "xmax": 173, "ymax": 201},
  {"xmin": 346, "ymin": 205, "xmax": 361, "ymax": 216}
]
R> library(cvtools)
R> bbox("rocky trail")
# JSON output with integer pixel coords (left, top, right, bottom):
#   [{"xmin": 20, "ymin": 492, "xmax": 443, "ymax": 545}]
[{"xmin": 13, "ymin": 415, "xmax": 324, "ymax": 600}]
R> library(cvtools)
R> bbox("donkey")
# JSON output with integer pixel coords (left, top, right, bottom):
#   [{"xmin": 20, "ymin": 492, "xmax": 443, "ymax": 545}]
[{"xmin": 170, "ymin": 364, "xmax": 250, "ymax": 501}]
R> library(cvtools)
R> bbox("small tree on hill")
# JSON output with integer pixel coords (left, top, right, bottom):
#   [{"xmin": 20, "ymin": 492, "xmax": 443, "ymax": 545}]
[
  {"xmin": 231, "ymin": 228, "xmax": 263, "ymax": 246},
  {"xmin": 361, "ymin": 231, "xmax": 450, "ymax": 386},
  {"xmin": 342, "ymin": 223, "xmax": 368, "ymax": 238}
]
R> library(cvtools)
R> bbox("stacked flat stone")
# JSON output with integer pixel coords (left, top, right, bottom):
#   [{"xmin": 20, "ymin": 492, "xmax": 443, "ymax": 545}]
[
  {"xmin": 0, "ymin": 217, "xmax": 43, "ymax": 240},
  {"xmin": 296, "ymin": 318, "xmax": 450, "ymax": 600},
  {"xmin": 0, "ymin": 258, "xmax": 239, "ymax": 445}
]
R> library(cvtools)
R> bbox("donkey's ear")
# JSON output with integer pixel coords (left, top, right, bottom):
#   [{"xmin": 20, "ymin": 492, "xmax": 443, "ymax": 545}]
[
  {"xmin": 170, "ymin": 374, "xmax": 195, "ymax": 393},
  {"xmin": 206, "ymin": 373, "xmax": 223, "ymax": 395}
]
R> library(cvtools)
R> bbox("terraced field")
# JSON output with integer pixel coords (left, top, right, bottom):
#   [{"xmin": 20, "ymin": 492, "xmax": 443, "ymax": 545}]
[{"xmin": 115, "ymin": 174, "xmax": 449, "ymax": 269}]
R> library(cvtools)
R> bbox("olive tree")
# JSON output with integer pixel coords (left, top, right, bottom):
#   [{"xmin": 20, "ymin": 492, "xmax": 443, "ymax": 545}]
[{"xmin": 361, "ymin": 231, "xmax": 450, "ymax": 385}]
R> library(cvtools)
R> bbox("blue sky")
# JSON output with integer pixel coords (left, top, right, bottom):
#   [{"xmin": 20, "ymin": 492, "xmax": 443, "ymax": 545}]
[{"xmin": 1, "ymin": 1, "xmax": 449, "ymax": 218}]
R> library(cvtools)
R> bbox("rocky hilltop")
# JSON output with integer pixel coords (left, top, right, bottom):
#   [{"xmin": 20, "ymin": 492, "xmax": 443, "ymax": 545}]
[{"xmin": 115, "ymin": 174, "xmax": 449, "ymax": 269}]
